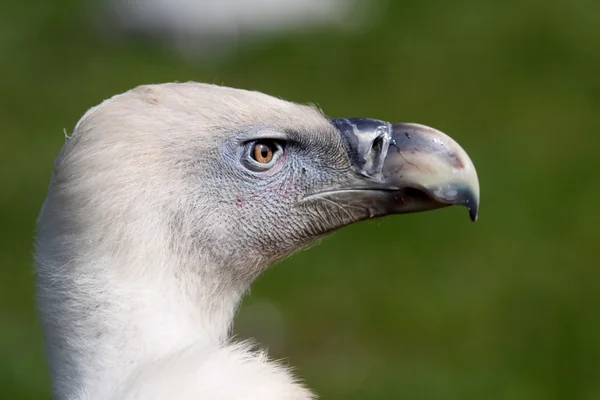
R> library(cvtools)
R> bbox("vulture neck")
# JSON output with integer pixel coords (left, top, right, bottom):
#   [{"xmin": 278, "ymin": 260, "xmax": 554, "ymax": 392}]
[{"xmin": 40, "ymin": 240, "xmax": 251, "ymax": 398}]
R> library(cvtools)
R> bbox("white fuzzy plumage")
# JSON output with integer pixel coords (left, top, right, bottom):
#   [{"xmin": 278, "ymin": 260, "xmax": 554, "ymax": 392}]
[{"xmin": 35, "ymin": 83, "xmax": 328, "ymax": 399}]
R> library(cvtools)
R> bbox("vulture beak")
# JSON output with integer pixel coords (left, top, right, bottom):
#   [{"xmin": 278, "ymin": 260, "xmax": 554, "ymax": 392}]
[{"xmin": 329, "ymin": 118, "xmax": 480, "ymax": 221}]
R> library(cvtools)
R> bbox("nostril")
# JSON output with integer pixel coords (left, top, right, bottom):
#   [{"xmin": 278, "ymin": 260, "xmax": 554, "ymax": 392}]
[
  {"xmin": 365, "ymin": 134, "xmax": 385, "ymax": 172},
  {"xmin": 372, "ymin": 134, "xmax": 384, "ymax": 156}
]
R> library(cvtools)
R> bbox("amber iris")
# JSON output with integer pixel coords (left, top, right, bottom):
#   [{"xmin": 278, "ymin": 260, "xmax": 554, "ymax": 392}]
[{"xmin": 252, "ymin": 142, "xmax": 275, "ymax": 164}]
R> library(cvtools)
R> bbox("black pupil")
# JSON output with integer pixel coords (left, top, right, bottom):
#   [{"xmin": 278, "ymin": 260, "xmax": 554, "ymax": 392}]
[{"xmin": 260, "ymin": 145, "xmax": 270, "ymax": 159}]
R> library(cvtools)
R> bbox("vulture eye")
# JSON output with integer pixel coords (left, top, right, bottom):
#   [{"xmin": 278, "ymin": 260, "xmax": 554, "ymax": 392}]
[
  {"xmin": 252, "ymin": 141, "xmax": 275, "ymax": 164},
  {"xmin": 244, "ymin": 140, "xmax": 284, "ymax": 171}
]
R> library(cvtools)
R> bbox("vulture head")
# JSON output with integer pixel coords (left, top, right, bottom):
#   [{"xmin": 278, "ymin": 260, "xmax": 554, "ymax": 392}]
[{"xmin": 35, "ymin": 82, "xmax": 479, "ymax": 399}]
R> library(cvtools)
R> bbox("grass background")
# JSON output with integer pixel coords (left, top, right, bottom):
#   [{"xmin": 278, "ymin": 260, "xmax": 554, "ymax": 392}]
[{"xmin": 1, "ymin": 0, "xmax": 599, "ymax": 398}]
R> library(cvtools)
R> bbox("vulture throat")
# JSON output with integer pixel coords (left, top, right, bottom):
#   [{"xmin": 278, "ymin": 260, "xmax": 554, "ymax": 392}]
[{"xmin": 34, "ymin": 82, "xmax": 479, "ymax": 400}]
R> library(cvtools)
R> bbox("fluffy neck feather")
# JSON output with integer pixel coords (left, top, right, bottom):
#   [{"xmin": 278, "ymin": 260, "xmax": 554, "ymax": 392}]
[
  {"xmin": 36, "ymin": 229, "xmax": 245, "ymax": 398},
  {"xmin": 36, "ymin": 203, "xmax": 313, "ymax": 400}
]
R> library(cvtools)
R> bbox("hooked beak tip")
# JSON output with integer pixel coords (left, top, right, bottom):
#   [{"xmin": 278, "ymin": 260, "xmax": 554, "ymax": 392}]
[{"xmin": 468, "ymin": 200, "xmax": 479, "ymax": 222}]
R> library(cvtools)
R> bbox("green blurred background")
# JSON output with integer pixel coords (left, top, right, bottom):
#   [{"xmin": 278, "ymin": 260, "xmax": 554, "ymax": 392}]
[{"xmin": 1, "ymin": 0, "xmax": 599, "ymax": 398}]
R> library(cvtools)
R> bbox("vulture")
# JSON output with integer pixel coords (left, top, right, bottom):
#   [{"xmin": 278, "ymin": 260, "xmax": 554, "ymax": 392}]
[{"xmin": 34, "ymin": 82, "xmax": 479, "ymax": 400}]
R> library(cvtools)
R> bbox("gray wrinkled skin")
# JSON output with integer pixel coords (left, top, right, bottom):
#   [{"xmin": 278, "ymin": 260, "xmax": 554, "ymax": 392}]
[{"xmin": 175, "ymin": 123, "xmax": 362, "ymax": 279}]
